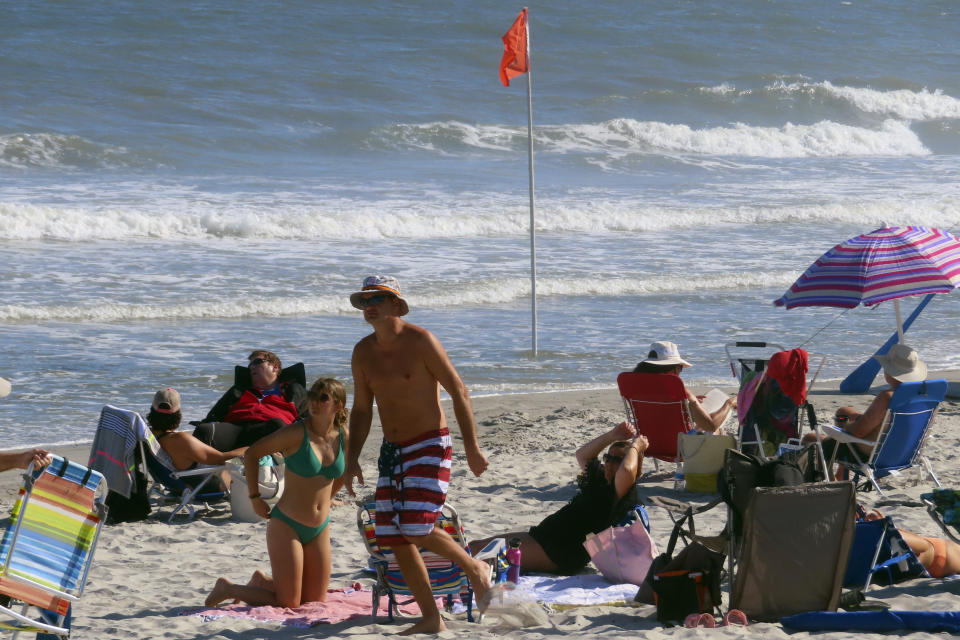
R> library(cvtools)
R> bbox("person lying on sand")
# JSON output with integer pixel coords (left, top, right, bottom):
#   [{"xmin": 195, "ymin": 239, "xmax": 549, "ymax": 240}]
[
  {"xmin": 205, "ymin": 377, "xmax": 348, "ymax": 609},
  {"xmin": 861, "ymin": 509, "xmax": 960, "ymax": 578},
  {"xmin": 469, "ymin": 422, "xmax": 647, "ymax": 575}
]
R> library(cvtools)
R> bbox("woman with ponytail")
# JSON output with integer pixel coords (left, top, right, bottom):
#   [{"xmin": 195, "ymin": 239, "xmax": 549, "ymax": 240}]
[{"xmin": 206, "ymin": 378, "xmax": 349, "ymax": 608}]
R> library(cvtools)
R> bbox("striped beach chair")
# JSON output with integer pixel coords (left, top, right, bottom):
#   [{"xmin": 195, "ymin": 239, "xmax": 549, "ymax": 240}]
[
  {"xmin": 0, "ymin": 455, "xmax": 108, "ymax": 638},
  {"xmin": 356, "ymin": 496, "xmax": 505, "ymax": 623}
]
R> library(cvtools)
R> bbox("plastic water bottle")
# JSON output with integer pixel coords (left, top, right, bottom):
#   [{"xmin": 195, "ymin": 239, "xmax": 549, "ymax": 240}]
[{"xmin": 506, "ymin": 537, "xmax": 522, "ymax": 583}]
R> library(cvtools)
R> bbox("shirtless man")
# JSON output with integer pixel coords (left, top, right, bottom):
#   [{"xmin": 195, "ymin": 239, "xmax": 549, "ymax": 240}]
[{"xmin": 343, "ymin": 275, "xmax": 491, "ymax": 635}]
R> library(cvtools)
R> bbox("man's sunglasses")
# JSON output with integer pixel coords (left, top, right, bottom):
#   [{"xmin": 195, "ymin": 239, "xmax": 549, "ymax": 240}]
[
  {"xmin": 249, "ymin": 358, "xmax": 269, "ymax": 367},
  {"xmin": 356, "ymin": 294, "xmax": 393, "ymax": 309},
  {"xmin": 603, "ymin": 453, "xmax": 624, "ymax": 464}
]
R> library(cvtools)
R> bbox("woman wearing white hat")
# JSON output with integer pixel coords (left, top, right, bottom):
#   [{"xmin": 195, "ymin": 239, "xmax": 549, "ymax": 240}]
[
  {"xmin": 632, "ymin": 341, "xmax": 736, "ymax": 433},
  {"xmin": 804, "ymin": 343, "xmax": 927, "ymax": 459}
]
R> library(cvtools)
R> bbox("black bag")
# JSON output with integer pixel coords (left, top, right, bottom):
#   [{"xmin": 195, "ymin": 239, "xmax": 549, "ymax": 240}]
[
  {"xmin": 105, "ymin": 448, "xmax": 151, "ymax": 524},
  {"xmin": 634, "ymin": 510, "xmax": 724, "ymax": 624}
]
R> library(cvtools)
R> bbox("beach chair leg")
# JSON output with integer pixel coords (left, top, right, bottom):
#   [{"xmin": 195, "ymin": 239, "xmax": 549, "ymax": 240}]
[
  {"xmin": 465, "ymin": 587, "xmax": 475, "ymax": 623},
  {"xmin": 920, "ymin": 457, "xmax": 941, "ymax": 488}
]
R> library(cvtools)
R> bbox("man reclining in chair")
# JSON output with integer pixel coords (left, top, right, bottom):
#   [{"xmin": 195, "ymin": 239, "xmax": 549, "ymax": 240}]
[
  {"xmin": 802, "ymin": 343, "xmax": 925, "ymax": 463},
  {"xmin": 193, "ymin": 350, "xmax": 308, "ymax": 451},
  {"xmin": 468, "ymin": 423, "xmax": 648, "ymax": 576}
]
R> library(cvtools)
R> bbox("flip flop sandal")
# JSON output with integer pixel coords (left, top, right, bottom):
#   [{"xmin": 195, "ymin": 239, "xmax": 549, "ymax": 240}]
[{"xmin": 723, "ymin": 609, "xmax": 749, "ymax": 626}]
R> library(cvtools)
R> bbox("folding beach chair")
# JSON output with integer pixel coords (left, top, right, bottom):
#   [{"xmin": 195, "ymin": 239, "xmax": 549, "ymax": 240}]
[
  {"xmin": 356, "ymin": 496, "xmax": 506, "ymax": 623},
  {"xmin": 617, "ymin": 372, "xmax": 691, "ymax": 473},
  {"xmin": 734, "ymin": 347, "xmax": 826, "ymax": 461},
  {"xmin": 0, "ymin": 455, "xmax": 107, "ymax": 638},
  {"xmin": 730, "ymin": 482, "xmax": 856, "ymax": 621},
  {"xmin": 844, "ymin": 515, "xmax": 928, "ymax": 592},
  {"xmin": 141, "ymin": 444, "xmax": 231, "ymax": 523},
  {"xmin": 93, "ymin": 405, "xmax": 230, "ymax": 522},
  {"xmin": 817, "ymin": 379, "xmax": 946, "ymax": 495},
  {"xmin": 725, "ymin": 341, "xmax": 786, "ymax": 384}
]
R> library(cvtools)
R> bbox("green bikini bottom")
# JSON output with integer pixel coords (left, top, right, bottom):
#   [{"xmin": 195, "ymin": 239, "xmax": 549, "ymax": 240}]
[{"xmin": 270, "ymin": 505, "xmax": 331, "ymax": 544}]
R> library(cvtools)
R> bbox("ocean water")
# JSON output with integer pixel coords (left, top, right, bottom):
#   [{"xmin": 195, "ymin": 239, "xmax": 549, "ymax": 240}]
[{"xmin": 3, "ymin": 1, "xmax": 960, "ymax": 447}]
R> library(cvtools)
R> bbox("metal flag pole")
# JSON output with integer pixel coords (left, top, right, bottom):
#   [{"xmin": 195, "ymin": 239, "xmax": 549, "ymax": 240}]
[{"xmin": 524, "ymin": 8, "xmax": 537, "ymax": 355}]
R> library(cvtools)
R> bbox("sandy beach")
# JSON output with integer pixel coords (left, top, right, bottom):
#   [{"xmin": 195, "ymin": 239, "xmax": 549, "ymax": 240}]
[{"xmin": 4, "ymin": 380, "xmax": 960, "ymax": 639}]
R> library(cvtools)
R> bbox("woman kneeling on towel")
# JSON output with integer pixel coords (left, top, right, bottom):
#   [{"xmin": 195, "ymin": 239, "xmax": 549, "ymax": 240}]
[
  {"xmin": 206, "ymin": 378, "xmax": 349, "ymax": 608},
  {"xmin": 468, "ymin": 422, "xmax": 647, "ymax": 575}
]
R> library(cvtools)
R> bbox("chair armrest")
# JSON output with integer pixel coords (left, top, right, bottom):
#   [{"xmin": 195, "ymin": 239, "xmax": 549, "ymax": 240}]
[
  {"xmin": 171, "ymin": 465, "xmax": 227, "ymax": 479},
  {"xmin": 473, "ymin": 537, "xmax": 505, "ymax": 561},
  {"xmin": 820, "ymin": 424, "xmax": 874, "ymax": 446}
]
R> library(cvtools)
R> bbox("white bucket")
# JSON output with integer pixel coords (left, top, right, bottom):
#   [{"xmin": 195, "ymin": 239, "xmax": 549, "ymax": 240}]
[{"xmin": 229, "ymin": 461, "xmax": 284, "ymax": 523}]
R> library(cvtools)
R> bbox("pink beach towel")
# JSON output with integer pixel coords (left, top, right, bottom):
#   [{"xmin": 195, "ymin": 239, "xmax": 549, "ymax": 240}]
[{"xmin": 182, "ymin": 584, "xmax": 443, "ymax": 628}]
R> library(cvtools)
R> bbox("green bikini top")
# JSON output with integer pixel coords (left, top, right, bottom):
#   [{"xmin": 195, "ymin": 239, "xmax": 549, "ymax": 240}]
[{"xmin": 285, "ymin": 423, "xmax": 344, "ymax": 479}]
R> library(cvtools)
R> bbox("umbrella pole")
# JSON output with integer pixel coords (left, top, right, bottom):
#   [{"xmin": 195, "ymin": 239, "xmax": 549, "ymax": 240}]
[{"xmin": 894, "ymin": 298, "xmax": 904, "ymax": 343}]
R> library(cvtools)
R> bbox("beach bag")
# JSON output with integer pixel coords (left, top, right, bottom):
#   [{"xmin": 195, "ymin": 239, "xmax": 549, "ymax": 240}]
[
  {"xmin": 105, "ymin": 446, "xmax": 150, "ymax": 524},
  {"xmin": 635, "ymin": 510, "xmax": 724, "ymax": 620},
  {"xmin": 583, "ymin": 506, "xmax": 659, "ymax": 585},
  {"xmin": 679, "ymin": 433, "xmax": 736, "ymax": 493}
]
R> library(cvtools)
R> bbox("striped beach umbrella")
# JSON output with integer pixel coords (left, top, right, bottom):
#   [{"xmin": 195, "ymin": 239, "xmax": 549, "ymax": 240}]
[{"xmin": 775, "ymin": 226, "xmax": 960, "ymax": 310}]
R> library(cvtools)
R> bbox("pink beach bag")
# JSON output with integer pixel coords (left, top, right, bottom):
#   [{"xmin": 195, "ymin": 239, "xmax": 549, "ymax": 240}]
[{"xmin": 583, "ymin": 517, "xmax": 660, "ymax": 586}]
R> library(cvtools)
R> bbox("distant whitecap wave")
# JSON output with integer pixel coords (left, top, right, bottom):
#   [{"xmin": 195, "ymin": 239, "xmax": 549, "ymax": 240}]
[
  {"xmin": 0, "ymin": 271, "xmax": 796, "ymax": 322},
  {"xmin": 386, "ymin": 117, "xmax": 928, "ymax": 158},
  {"xmin": 0, "ymin": 133, "xmax": 136, "ymax": 169},
  {"xmin": 1, "ymin": 197, "xmax": 958, "ymax": 241},
  {"xmin": 769, "ymin": 80, "xmax": 960, "ymax": 121}
]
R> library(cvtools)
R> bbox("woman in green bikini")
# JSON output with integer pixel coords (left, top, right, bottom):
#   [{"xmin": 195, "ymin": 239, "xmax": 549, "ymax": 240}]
[{"xmin": 206, "ymin": 377, "xmax": 348, "ymax": 608}]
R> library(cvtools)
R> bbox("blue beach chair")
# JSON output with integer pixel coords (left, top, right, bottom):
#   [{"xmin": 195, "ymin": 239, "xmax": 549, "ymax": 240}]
[
  {"xmin": 818, "ymin": 379, "xmax": 946, "ymax": 495},
  {"xmin": 843, "ymin": 516, "xmax": 928, "ymax": 592},
  {"xmin": 0, "ymin": 456, "xmax": 108, "ymax": 638}
]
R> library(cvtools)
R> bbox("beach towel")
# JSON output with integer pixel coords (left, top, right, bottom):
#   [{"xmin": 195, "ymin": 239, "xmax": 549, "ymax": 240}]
[
  {"xmin": 781, "ymin": 610, "xmax": 960, "ymax": 633},
  {"xmin": 513, "ymin": 574, "xmax": 638, "ymax": 608},
  {"xmin": 182, "ymin": 585, "xmax": 434, "ymax": 627}
]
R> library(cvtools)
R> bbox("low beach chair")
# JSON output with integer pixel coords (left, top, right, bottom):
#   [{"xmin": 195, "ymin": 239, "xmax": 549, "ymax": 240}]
[
  {"xmin": 95, "ymin": 405, "xmax": 230, "ymax": 522},
  {"xmin": 817, "ymin": 379, "xmax": 946, "ymax": 494},
  {"xmin": 734, "ymin": 347, "xmax": 826, "ymax": 461},
  {"xmin": 725, "ymin": 341, "xmax": 786, "ymax": 384},
  {"xmin": 141, "ymin": 445, "xmax": 230, "ymax": 523},
  {"xmin": 844, "ymin": 515, "xmax": 928, "ymax": 592},
  {"xmin": 0, "ymin": 456, "xmax": 108, "ymax": 638},
  {"xmin": 356, "ymin": 496, "xmax": 505, "ymax": 623},
  {"xmin": 617, "ymin": 372, "xmax": 691, "ymax": 472}
]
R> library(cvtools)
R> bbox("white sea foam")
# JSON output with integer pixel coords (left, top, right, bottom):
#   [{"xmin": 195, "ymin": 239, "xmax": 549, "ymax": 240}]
[
  {"xmin": 389, "ymin": 117, "xmax": 928, "ymax": 158},
  {"xmin": 0, "ymin": 271, "xmax": 797, "ymax": 322},
  {"xmin": 2, "ymin": 198, "xmax": 959, "ymax": 241},
  {"xmin": 770, "ymin": 81, "xmax": 960, "ymax": 121},
  {"xmin": 0, "ymin": 133, "xmax": 133, "ymax": 169}
]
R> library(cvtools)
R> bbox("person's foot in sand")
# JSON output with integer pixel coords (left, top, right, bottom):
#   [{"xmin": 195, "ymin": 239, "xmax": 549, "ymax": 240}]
[
  {"xmin": 465, "ymin": 556, "xmax": 494, "ymax": 611},
  {"xmin": 205, "ymin": 577, "xmax": 235, "ymax": 608},
  {"xmin": 399, "ymin": 614, "xmax": 446, "ymax": 635}
]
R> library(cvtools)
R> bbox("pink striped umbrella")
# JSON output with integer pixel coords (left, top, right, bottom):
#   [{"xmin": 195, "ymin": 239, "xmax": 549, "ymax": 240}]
[{"xmin": 775, "ymin": 226, "xmax": 960, "ymax": 311}]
